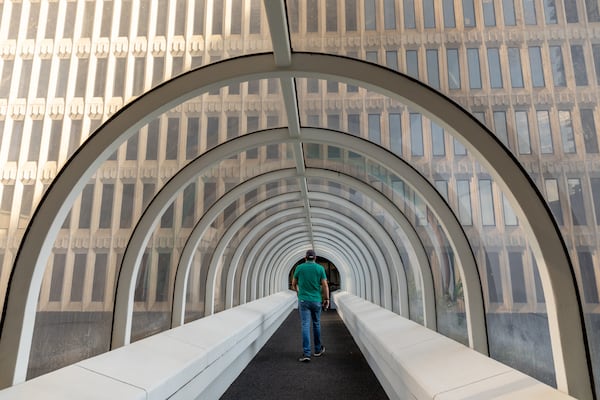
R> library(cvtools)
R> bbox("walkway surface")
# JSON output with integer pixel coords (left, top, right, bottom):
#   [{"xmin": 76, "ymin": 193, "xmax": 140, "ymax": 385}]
[{"xmin": 221, "ymin": 308, "xmax": 389, "ymax": 399}]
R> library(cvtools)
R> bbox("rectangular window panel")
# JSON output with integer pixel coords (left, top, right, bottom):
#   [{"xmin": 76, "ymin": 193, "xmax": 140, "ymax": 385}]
[
  {"xmin": 483, "ymin": 0, "xmax": 496, "ymax": 26},
  {"xmin": 386, "ymin": 51, "xmax": 398, "ymax": 70},
  {"xmin": 161, "ymin": 202, "xmax": 174, "ymax": 228},
  {"xmin": 2, "ymin": 185, "xmax": 14, "ymax": 213},
  {"xmin": 99, "ymin": 184, "xmax": 114, "ymax": 229},
  {"xmin": 50, "ymin": 254, "xmax": 66, "ymax": 301},
  {"xmin": 92, "ymin": 254, "xmax": 107, "ymax": 302},
  {"xmin": 46, "ymin": 3, "xmax": 59, "ymax": 38},
  {"xmin": 47, "ymin": 120, "xmax": 62, "ymax": 162},
  {"xmin": 348, "ymin": 114, "xmax": 361, "ymax": 135},
  {"xmin": 593, "ymin": 45, "xmax": 600, "ymax": 84},
  {"xmin": 68, "ymin": 120, "xmax": 82, "ymax": 159},
  {"xmin": 384, "ymin": 0, "xmax": 396, "ymax": 29},
  {"xmin": 571, "ymin": 45, "xmax": 589, "ymax": 86},
  {"xmin": 212, "ymin": 0, "xmax": 223, "ymax": 34},
  {"xmin": 581, "ymin": 109, "xmax": 599, "ymax": 154},
  {"xmin": 447, "ymin": 48, "xmax": 461, "ymax": 89},
  {"xmin": 493, "ymin": 111, "xmax": 509, "ymax": 146},
  {"xmin": 364, "ymin": 0, "xmax": 376, "ymax": 30},
  {"xmin": 410, "ymin": 114, "xmax": 423, "ymax": 156},
  {"xmin": 120, "ymin": 183, "xmax": 134, "ymax": 228},
  {"xmin": 132, "ymin": 57, "xmax": 145, "ymax": 96},
  {"xmin": 404, "ymin": 0, "xmax": 416, "ymax": 28},
  {"xmin": 19, "ymin": 185, "xmax": 34, "ymax": 218},
  {"xmin": 134, "ymin": 253, "xmax": 150, "ymax": 301},
  {"xmin": 327, "ymin": 80, "xmax": 339, "ymax": 93},
  {"xmin": 523, "ymin": 0, "xmax": 537, "ymax": 24},
  {"xmin": 63, "ymin": 3, "xmax": 77, "ymax": 38},
  {"xmin": 230, "ymin": 0, "xmax": 242, "ymax": 34},
  {"xmin": 479, "ymin": 179, "xmax": 496, "ymax": 226},
  {"xmin": 503, "ymin": 0, "xmax": 517, "ymax": 25},
  {"xmin": 70, "ymin": 254, "xmax": 87, "ymax": 302},
  {"xmin": 326, "ymin": 0, "xmax": 338, "ymax": 32},
  {"xmin": 250, "ymin": 0, "xmax": 261, "ymax": 33},
  {"xmin": 528, "ymin": 47, "xmax": 546, "ymax": 87},
  {"xmin": 93, "ymin": 58, "xmax": 108, "ymax": 97},
  {"xmin": 206, "ymin": 117, "xmax": 219, "ymax": 150},
  {"xmin": 307, "ymin": 78, "xmax": 319, "ymax": 93},
  {"xmin": 587, "ymin": 0, "xmax": 600, "ymax": 21},
  {"xmin": 346, "ymin": 0, "xmax": 357, "ymax": 31},
  {"xmin": 564, "ymin": 0, "xmax": 579, "ymax": 22},
  {"xmin": 487, "ymin": 48, "xmax": 503, "ymax": 88},
  {"xmin": 138, "ymin": 0, "xmax": 150, "ymax": 35},
  {"xmin": 579, "ymin": 250, "xmax": 599, "ymax": 303},
  {"xmin": 509, "ymin": 252, "xmax": 527, "ymax": 303},
  {"xmin": 368, "ymin": 114, "xmax": 381, "ymax": 144},
  {"xmin": 543, "ymin": 0, "xmax": 558, "ymax": 23},
  {"xmin": 454, "ymin": 138, "xmax": 467, "ymax": 155},
  {"xmin": 532, "ymin": 257, "xmax": 545, "ymax": 303},
  {"xmin": 550, "ymin": 45, "xmax": 566, "ymax": 87},
  {"xmin": 515, "ymin": 111, "xmax": 531, "ymax": 154},
  {"xmin": 119, "ymin": 0, "xmax": 132, "ymax": 36},
  {"xmin": 186, "ymin": 117, "xmax": 199, "ymax": 160},
  {"xmin": 8, "ymin": 121, "xmax": 23, "ymax": 162},
  {"xmin": 545, "ymin": 178, "xmax": 564, "ymax": 225},
  {"xmin": 55, "ymin": 59, "xmax": 70, "ymax": 98},
  {"xmin": 424, "ymin": 0, "xmax": 436, "ymax": 28},
  {"xmin": 180, "ymin": 183, "xmax": 195, "ymax": 228},
  {"xmin": 502, "ymin": 194, "xmax": 518, "ymax": 226},
  {"xmin": 146, "ymin": 119, "xmax": 159, "ymax": 160},
  {"xmin": 156, "ymin": 253, "xmax": 171, "ymax": 302},
  {"xmin": 467, "ymin": 48, "xmax": 482, "ymax": 89},
  {"xmin": 591, "ymin": 178, "xmax": 600, "ymax": 225},
  {"xmin": 28, "ymin": 121, "xmax": 42, "ymax": 161},
  {"xmin": 457, "ymin": 179, "xmax": 473, "ymax": 225},
  {"xmin": 569, "ymin": 178, "xmax": 587, "ymax": 225},
  {"xmin": 18, "ymin": 60, "xmax": 33, "ymax": 98},
  {"xmin": 267, "ymin": 144, "xmax": 279, "ymax": 159},
  {"xmin": 143, "ymin": 183, "xmax": 155, "ymax": 209},
  {"xmin": 431, "ymin": 121, "xmax": 445, "ymax": 156},
  {"xmin": 443, "ymin": 0, "xmax": 456, "ymax": 27},
  {"xmin": 125, "ymin": 134, "xmax": 138, "ymax": 160},
  {"xmin": 406, "ymin": 50, "xmax": 419, "ymax": 79},
  {"xmin": 435, "ymin": 180, "xmax": 449, "ymax": 201},
  {"xmin": 486, "ymin": 251, "xmax": 503, "ymax": 302},
  {"xmin": 426, "ymin": 49, "xmax": 440, "ymax": 89},
  {"xmin": 559, "ymin": 110, "xmax": 576, "ymax": 154},
  {"xmin": 113, "ymin": 58, "xmax": 126, "ymax": 97},
  {"xmin": 307, "ymin": 0, "xmax": 318, "ymax": 32},
  {"xmin": 536, "ymin": 110, "xmax": 554, "ymax": 154},
  {"xmin": 79, "ymin": 184, "xmax": 94, "ymax": 229},
  {"xmin": 166, "ymin": 118, "xmax": 179, "ymax": 160},
  {"xmin": 508, "ymin": 48, "xmax": 524, "ymax": 88},
  {"xmin": 389, "ymin": 114, "xmax": 402, "ymax": 155},
  {"xmin": 463, "ymin": 0, "xmax": 476, "ymax": 26}
]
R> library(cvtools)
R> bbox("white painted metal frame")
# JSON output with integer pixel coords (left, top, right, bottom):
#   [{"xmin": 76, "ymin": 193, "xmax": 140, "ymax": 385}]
[{"xmin": 0, "ymin": 52, "xmax": 590, "ymax": 397}]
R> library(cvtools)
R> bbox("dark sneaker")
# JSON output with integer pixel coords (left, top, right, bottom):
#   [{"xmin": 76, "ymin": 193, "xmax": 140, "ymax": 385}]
[
  {"xmin": 298, "ymin": 355, "xmax": 311, "ymax": 362},
  {"xmin": 314, "ymin": 346, "xmax": 325, "ymax": 357}
]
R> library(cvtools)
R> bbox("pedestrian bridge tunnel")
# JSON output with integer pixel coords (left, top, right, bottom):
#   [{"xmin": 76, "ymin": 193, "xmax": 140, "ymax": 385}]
[{"xmin": 0, "ymin": 5, "xmax": 595, "ymax": 399}]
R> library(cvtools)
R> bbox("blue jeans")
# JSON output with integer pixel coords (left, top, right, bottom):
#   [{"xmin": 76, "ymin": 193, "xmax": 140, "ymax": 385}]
[{"xmin": 299, "ymin": 300, "xmax": 323, "ymax": 357}]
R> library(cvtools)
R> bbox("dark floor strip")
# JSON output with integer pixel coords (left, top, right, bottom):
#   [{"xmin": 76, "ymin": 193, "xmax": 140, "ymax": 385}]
[{"xmin": 220, "ymin": 308, "xmax": 389, "ymax": 400}]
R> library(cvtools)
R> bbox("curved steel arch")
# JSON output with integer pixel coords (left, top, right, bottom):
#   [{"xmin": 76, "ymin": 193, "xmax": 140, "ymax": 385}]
[{"xmin": 0, "ymin": 52, "xmax": 587, "ymax": 396}]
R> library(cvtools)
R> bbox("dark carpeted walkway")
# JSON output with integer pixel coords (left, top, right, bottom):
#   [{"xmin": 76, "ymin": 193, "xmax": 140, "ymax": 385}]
[{"xmin": 220, "ymin": 309, "xmax": 389, "ymax": 399}]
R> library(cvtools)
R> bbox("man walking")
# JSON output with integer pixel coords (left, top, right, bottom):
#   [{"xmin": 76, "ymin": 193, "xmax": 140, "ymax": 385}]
[{"xmin": 291, "ymin": 249, "xmax": 329, "ymax": 362}]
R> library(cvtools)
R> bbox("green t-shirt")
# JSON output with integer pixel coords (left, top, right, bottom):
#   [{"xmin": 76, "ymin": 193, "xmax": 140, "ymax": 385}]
[{"xmin": 294, "ymin": 261, "xmax": 327, "ymax": 302}]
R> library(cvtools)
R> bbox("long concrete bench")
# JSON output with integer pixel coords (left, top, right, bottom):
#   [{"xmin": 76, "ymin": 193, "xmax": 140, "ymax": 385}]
[
  {"xmin": 0, "ymin": 291, "xmax": 297, "ymax": 399},
  {"xmin": 333, "ymin": 291, "xmax": 575, "ymax": 400}
]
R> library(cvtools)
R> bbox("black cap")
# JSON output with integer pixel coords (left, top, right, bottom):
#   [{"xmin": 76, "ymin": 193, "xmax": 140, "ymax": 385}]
[{"xmin": 306, "ymin": 249, "xmax": 316, "ymax": 259}]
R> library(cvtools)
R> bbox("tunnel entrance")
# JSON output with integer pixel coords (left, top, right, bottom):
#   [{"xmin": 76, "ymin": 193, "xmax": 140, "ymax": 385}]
[{"xmin": 288, "ymin": 255, "xmax": 340, "ymax": 293}]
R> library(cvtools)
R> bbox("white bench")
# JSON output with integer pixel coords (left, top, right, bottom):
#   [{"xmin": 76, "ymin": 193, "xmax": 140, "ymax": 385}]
[
  {"xmin": 0, "ymin": 291, "xmax": 296, "ymax": 400},
  {"xmin": 333, "ymin": 291, "xmax": 575, "ymax": 400}
]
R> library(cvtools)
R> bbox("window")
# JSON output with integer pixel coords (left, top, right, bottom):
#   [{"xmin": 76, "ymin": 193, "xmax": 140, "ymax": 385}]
[
  {"xmin": 92, "ymin": 253, "xmax": 107, "ymax": 302},
  {"xmin": 307, "ymin": 78, "xmax": 319, "ymax": 93},
  {"xmin": 550, "ymin": 45, "xmax": 567, "ymax": 87},
  {"xmin": 543, "ymin": 0, "xmax": 558, "ymax": 23},
  {"xmin": 307, "ymin": 0, "xmax": 318, "ymax": 32},
  {"xmin": 454, "ymin": 138, "xmax": 467, "ymax": 155},
  {"xmin": 457, "ymin": 179, "xmax": 473, "ymax": 225},
  {"xmin": 166, "ymin": 118, "xmax": 179, "ymax": 160},
  {"xmin": 435, "ymin": 180, "xmax": 449, "ymax": 201},
  {"xmin": 389, "ymin": 114, "xmax": 402, "ymax": 155},
  {"xmin": 447, "ymin": 48, "xmax": 461, "ymax": 89},
  {"xmin": 113, "ymin": 58, "xmax": 126, "ymax": 97},
  {"xmin": 493, "ymin": 111, "xmax": 509, "ymax": 146},
  {"xmin": 50, "ymin": 254, "xmax": 66, "ymax": 301},
  {"xmin": 404, "ymin": 0, "xmax": 416, "ymax": 28},
  {"xmin": 467, "ymin": 48, "xmax": 482, "ymax": 89},
  {"xmin": 463, "ymin": 0, "xmax": 476, "ymax": 27},
  {"xmin": 155, "ymin": 253, "xmax": 171, "ymax": 302},
  {"xmin": 99, "ymin": 184, "xmax": 114, "ymax": 229},
  {"xmin": 207, "ymin": 117, "xmax": 219, "ymax": 150},
  {"xmin": 559, "ymin": 110, "xmax": 576, "ymax": 153},
  {"xmin": 529, "ymin": 47, "xmax": 546, "ymax": 87},
  {"xmin": 406, "ymin": 50, "xmax": 419, "ymax": 79},
  {"xmin": 479, "ymin": 179, "xmax": 496, "ymax": 226},
  {"xmin": 143, "ymin": 183, "xmax": 155, "ymax": 209},
  {"xmin": 326, "ymin": 0, "xmax": 338, "ymax": 31},
  {"xmin": 55, "ymin": 59, "xmax": 70, "ymax": 98},
  {"xmin": 515, "ymin": 111, "xmax": 531, "ymax": 154},
  {"xmin": 18, "ymin": 60, "xmax": 33, "ymax": 98},
  {"xmin": 591, "ymin": 178, "xmax": 600, "ymax": 224},
  {"xmin": 386, "ymin": 51, "xmax": 398, "ymax": 70},
  {"xmin": 509, "ymin": 252, "xmax": 527, "ymax": 303},
  {"xmin": 186, "ymin": 117, "xmax": 199, "ymax": 160},
  {"xmin": 46, "ymin": 3, "xmax": 59, "ymax": 38},
  {"xmin": 564, "ymin": 0, "xmax": 579, "ymax": 22},
  {"xmin": 47, "ymin": 120, "xmax": 62, "ymax": 162},
  {"xmin": 485, "ymin": 251, "xmax": 503, "ymax": 302},
  {"xmin": 545, "ymin": 178, "xmax": 564, "ymax": 225},
  {"xmin": 134, "ymin": 253, "xmax": 150, "ymax": 302},
  {"xmin": 368, "ymin": 114, "xmax": 381, "ymax": 144},
  {"xmin": 579, "ymin": 250, "xmax": 599, "ymax": 303},
  {"xmin": 161, "ymin": 202, "xmax": 174, "ymax": 228},
  {"xmin": 502, "ymin": 194, "xmax": 518, "ymax": 226},
  {"xmin": 487, "ymin": 48, "xmax": 503, "ymax": 88},
  {"xmin": 182, "ymin": 183, "xmax": 196, "ymax": 228},
  {"xmin": 120, "ymin": 183, "xmax": 134, "ymax": 228},
  {"xmin": 250, "ymin": 0, "xmax": 261, "ymax": 33},
  {"xmin": 483, "ymin": 0, "xmax": 496, "ymax": 26},
  {"xmin": 212, "ymin": 0, "xmax": 223, "ymax": 34},
  {"xmin": 119, "ymin": 0, "xmax": 132, "ymax": 36},
  {"xmin": 366, "ymin": 51, "xmax": 378, "ymax": 63},
  {"xmin": 424, "ymin": 0, "xmax": 436, "ymax": 28},
  {"xmin": 569, "ymin": 178, "xmax": 587, "ymax": 225},
  {"xmin": 146, "ymin": 119, "xmax": 159, "ymax": 160},
  {"xmin": 1, "ymin": 185, "xmax": 13, "ymax": 214},
  {"xmin": 364, "ymin": 0, "xmax": 376, "ymax": 30},
  {"xmin": 138, "ymin": 0, "xmax": 151, "ymax": 36},
  {"xmin": 581, "ymin": 108, "xmax": 599, "ymax": 154},
  {"xmin": 508, "ymin": 48, "xmax": 524, "ymax": 88},
  {"xmin": 63, "ymin": 2, "xmax": 77, "ymax": 38},
  {"xmin": 79, "ymin": 184, "xmax": 94, "ymax": 229},
  {"xmin": 327, "ymin": 80, "xmax": 338, "ymax": 93},
  {"xmin": 327, "ymin": 114, "xmax": 340, "ymax": 131},
  {"xmin": 586, "ymin": 0, "xmax": 600, "ymax": 22},
  {"xmin": 431, "ymin": 121, "xmax": 445, "ymax": 156},
  {"xmin": 8, "ymin": 121, "xmax": 23, "ymax": 162},
  {"xmin": 348, "ymin": 114, "xmax": 361, "ymax": 135},
  {"xmin": 384, "ymin": 0, "xmax": 396, "ymax": 29},
  {"xmin": 571, "ymin": 45, "xmax": 589, "ymax": 86},
  {"xmin": 410, "ymin": 113, "xmax": 423, "ymax": 156},
  {"xmin": 443, "ymin": 0, "xmax": 456, "ymax": 27},
  {"xmin": 19, "ymin": 185, "xmax": 34, "ymax": 218},
  {"xmin": 426, "ymin": 49, "xmax": 440, "ymax": 89},
  {"xmin": 230, "ymin": 0, "xmax": 242, "ymax": 34},
  {"xmin": 503, "ymin": 0, "xmax": 517, "ymax": 25},
  {"xmin": 536, "ymin": 110, "xmax": 554, "ymax": 154},
  {"xmin": 523, "ymin": 0, "xmax": 537, "ymax": 24},
  {"xmin": 28, "ymin": 121, "xmax": 42, "ymax": 161},
  {"xmin": 346, "ymin": 0, "xmax": 357, "ymax": 31}
]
